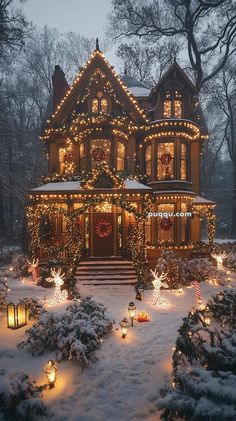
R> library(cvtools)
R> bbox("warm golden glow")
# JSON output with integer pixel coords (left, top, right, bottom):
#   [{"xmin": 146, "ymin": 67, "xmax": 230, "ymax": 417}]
[
  {"xmin": 157, "ymin": 143, "xmax": 174, "ymax": 180},
  {"xmin": 164, "ymin": 99, "xmax": 171, "ymax": 118},
  {"xmin": 174, "ymin": 100, "xmax": 182, "ymax": 118},
  {"xmin": 145, "ymin": 145, "xmax": 151, "ymax": 176}
]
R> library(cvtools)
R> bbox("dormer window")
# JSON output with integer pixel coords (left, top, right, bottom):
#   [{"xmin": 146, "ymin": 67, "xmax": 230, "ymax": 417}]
[
  {"xmin": 91, "ymin": 91, "xmax": 108, "ymax": 113},
  {"xmin": 163, "ymin": 89, "xmax": 182, "ymax": 118}
]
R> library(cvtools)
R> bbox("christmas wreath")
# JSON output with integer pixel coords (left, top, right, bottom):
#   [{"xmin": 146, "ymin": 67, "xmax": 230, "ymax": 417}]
[
  {"xmin": 96, "ymin": 219, "xmax": 112, "ymax": 238},
  {"xmin": 160, "ymin": 217, "xmax": 173, "ymax": 231},
  {"xmin": 63, "ymin": 151, "xmax": 73, "ymax": 163},
  {"xmin": 160, "ymin": 153, "xmax": 172, "ymax": 165},
  {"xmin": 91, "ymin": 147, "xmax": 105, "ymax": 162}
]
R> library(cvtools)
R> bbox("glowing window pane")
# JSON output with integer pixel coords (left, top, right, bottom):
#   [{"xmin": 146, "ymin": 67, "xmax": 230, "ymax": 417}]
[
  {"xmin": 101, "ymin": 98, "xmax": 108, "ymax": 113},
  {"xmin": 90, "ymin": 139, "xmax": 111, "ymax": 168},
  {"xmin": 58, "ymin": 147, "xmax": 66, "ymax": 174},
  {"xmin": 117, "ymin": 141, "xmax": 125, "ymax": 158},
  {"xmin": 157, "ymin": 143, "xmax": 174, "ymax": 180},
  {"xmin": 92, "ymin": 98, "xmax": 99, "ymax": 113},
  {"xmin": 79, "ymin": 143, "xmax": 85, "ymax": 158},
  {"xmin": 174, "ymin": 100, "xmax": 182, "ymax": 118},
  {"xmin": 145, "ymin": 145, "xmax": 151, "ymax": 176},
  {"xmin": 157, "ymin": 203, "xmax": 174, "ymax": 242},
  {"xmin": 164, "ymin": 100, "xmax": 171, "ymax": 118},
  {"xmin": 181, "ymin": 143, "xmax": 187, "ymax": 180}
]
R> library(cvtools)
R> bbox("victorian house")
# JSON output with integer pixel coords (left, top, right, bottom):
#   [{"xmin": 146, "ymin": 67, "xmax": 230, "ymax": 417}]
[{"xmin": 27, "ymin": 43, "xmax": 215, "ymax": 284}]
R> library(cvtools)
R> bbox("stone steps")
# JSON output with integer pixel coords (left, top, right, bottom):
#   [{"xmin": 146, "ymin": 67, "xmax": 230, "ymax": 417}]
[{"xmin": 76, "ymin": 258, "xmax": 137, "ymax": 286}]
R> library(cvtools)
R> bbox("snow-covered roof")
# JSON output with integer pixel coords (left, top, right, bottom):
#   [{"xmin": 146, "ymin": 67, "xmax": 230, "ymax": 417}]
[
  {"xmin": 192, "ymin": 195, "xmax": 215, "ymax": 205},
  {"xmin": 30, "ymin": 179, "xmax": 151, "ymax": 193},
  {"xmin": 127, "ymin": 86, "xmax": 151, "ymax": 97},
  {"xmin": 31, "ymin": 181, "xmax": 81, "ymax": 192},
  {"xmin": 121, "ymin": 74, "xmax": 151, "ymax": 97}
]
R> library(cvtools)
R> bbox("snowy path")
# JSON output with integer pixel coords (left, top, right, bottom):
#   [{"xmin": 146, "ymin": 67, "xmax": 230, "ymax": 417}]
[{"xmin": 0, "ymin": 273, "xmax": 236, "ymax": 421}]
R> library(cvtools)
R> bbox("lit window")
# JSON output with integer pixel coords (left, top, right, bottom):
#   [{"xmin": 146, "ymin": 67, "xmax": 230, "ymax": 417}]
[
  {"xmin": 117, "ymin": 141, "xmax": 125, "ymax": 171},
  {"xmin": 91, "ymin": 91, "xmax": 108, "ymax": 113},
  {"xmin": 174, "ymin": 100, "xmax": 182, "ymax": 118},
  {"xmin": 90, "ymin": 139, "xmax": 111, "ymax": 168},
  {"xmin": 180, "ymin": 203, "xmax": 189, "ymax": 242},
  {"xmin": 58, "ymin": 147, "xmax": 66, "ymax": 174},
  {"xmin": 164, "ymin": 100, "xmax": 172, "ymax": 118},
  {"xmin": 92, "ymin": 98, "xmax": 99, "ymax": 113},
  {"xmin": 79, "ymin": 143, "xmax": 85, "ymax": 172},
  {"xmin": 145, "ymin": 145, "xmax": 151, "ymax": 176},
  {"xmin": 181, "ymin": 143, "xmax": 187, "ymax": 180},
  {"xmin": 157, "ymin": 143, "xmax": 174, "ymax": 180},
  {"xmin": 157, "ymin": 204, "xmax": 174, "ymax": 243},
  {"xmin": 163, "ymin": 89, "xmax": 182, "ymax": 118}
]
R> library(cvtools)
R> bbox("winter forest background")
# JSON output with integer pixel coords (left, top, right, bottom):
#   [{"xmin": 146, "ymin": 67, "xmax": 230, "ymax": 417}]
[{"xmin": 0, "ymin": 0, "xmax": 236, "ymax": 248}]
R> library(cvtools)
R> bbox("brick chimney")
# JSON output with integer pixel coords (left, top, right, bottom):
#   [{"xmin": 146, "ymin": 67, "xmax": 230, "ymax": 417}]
[{"xmin": 52, "ymin": 65, "xmax": 69, "ymax": 112}]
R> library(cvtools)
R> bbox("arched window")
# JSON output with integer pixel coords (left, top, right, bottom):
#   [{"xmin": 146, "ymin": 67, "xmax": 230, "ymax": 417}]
[
  {"xmin": 79, "ymin": 142, "xmax": 85, "ymax": 172},
  {"xmin": 117, "ymin": 141, "xmax": 125, "ymax": 171},
  {"xmin": 157, "ymin": 142, "xmax": 175, "ymax": 180},
  {"xmin": 145, "ymin": 145, "xmax": 152, "ymax": 176},
  {"xmin": 91, "ymin": 91, "xmax": 108, "ymax": 113},
  {"xmin": 163, "ymin": 89, "xmax": 182, "ymax": 118}
]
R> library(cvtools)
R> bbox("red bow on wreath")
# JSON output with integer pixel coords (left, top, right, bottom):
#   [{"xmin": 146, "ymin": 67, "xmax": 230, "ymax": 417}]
[
  {"xmin": 160, "ymin": 217, "xmax": 173, "ymax": 231},
  {"xmin": 96, "ymin": 219, "xmax": 112, "ymax": 238}
]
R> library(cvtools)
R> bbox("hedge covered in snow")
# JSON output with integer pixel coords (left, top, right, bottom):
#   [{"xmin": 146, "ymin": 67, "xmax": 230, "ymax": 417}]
[
  {"xmin": 18, "ymin": 296, "xmax": 113, "ymax": 368},
  {"xmin": 157, "ymin": 289, "xmax": 236, "ymax": 420},
  {"xmin": 156, "ymin": 251, "xmax": 226, "ymax": 289},
  {"xmin": 0, "ymin": 369, "xmax": 47, "ymax": 421}
]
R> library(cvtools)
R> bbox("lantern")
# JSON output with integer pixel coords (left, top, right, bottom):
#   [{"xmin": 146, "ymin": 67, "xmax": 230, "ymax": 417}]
[
  {"xmin": 128, "ymin": 302, "xmax": 136, "ymax": 327},
  {"xmin": 43, "ymin": 360, "xmax": 58, "ymax": 388},
  {"xmin": 119, "ymin": 317, "xmax": 129, "ymax": 338},
  {"xmin": 203, "ymin": 307, "xmax": 213, "ymax": 326},
  {"xmin": 7, "ymin": 303, "xmax": 27, "ymax": 329}
]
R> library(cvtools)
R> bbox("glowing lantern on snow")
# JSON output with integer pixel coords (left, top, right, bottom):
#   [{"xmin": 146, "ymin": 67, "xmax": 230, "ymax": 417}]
[
  {"xmin": 203, "ymin": 307, "xmax": 213, "ymax": 326},
  {"xmin": 128, "ymin": 302, "xmax": 136, "ymax": 327},
  {"xmin": 43, "ymin": 360, "xmax": 58, "ymax": 388},
  {"xmin": 7, "ymin": 303, "xmax": 27, "ymax": 329},
  {"xmin": 120, "ymin": 317, "xmax": 129, "ymax": 338}
]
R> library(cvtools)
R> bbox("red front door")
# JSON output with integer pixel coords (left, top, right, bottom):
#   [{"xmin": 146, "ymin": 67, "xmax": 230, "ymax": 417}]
[{"xmin": 93, "ymin": 213, "xmax": 114, "ymax": 257}]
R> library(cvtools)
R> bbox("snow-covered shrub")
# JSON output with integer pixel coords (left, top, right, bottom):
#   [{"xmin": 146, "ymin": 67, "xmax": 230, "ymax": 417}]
[
  {"xmin": 18, "ymin": 296, "xmax": 113, "ymax": 368},
  {"xmin": 0, "ymin": 272, "xmax": 9, "ymax": 312},
  {"xmin": 157, "ymin": 289, "xmax": 236, "ymax": 420},
  {"xmin": 0, "ymin": 369, "xmax": 47, "ymax": 421},
  {"xmin": 19, "ymin": 297, "xmax": 47, "ymax": 320},
  {"xmin": 11, "ymin": 253, "xmax": 29, "ymax": 277},
  {"xmin": 156, "ymin": 251, "xmax": 226, "ymax": 289},
  {"xmin": 156, "ymin": 251, "xmax": 188, "ymax": 289},
  {"xmin": 186, "ymin": 258, "xmax": 225, "ymax": 285}
]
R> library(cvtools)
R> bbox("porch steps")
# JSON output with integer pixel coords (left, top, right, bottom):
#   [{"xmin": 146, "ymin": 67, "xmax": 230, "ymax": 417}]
[{"xmin": 75, "ymin": 258, "xmax": 137, "ymax": 285}]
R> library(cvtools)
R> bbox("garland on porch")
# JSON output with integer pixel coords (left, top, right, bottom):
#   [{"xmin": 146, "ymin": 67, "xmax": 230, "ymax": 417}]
[{"xmin": 27, "ymin": 194, "xmax": 152, "ymax": 292}]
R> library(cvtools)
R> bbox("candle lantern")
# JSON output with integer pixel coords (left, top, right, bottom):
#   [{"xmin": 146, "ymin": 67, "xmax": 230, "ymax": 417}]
[
  {"xmin": 128, "ymin": 302, "xmax": 136, "ymax": 327},
  {"xmin": 43, "ymin": 360, "xmax": 58, "ymax": 388},
  {"xmin": 7, "ymin": 303, "xmax": 27, "ymax": 329},
  {"xmin": 119, "ymin": 317, "xmax": 129, "ymax": 338},
  {"xmin": 203, "ymin": 307, "xmax": 213, "ymax": 326}
]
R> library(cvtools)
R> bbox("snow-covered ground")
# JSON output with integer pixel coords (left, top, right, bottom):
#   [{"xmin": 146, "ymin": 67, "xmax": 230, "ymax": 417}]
[{"xmin": 0, "ymin": 269, "xmax": 236, "ymax": 421}]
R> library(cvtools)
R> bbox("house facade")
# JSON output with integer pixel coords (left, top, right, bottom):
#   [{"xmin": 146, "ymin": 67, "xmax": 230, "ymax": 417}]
[{"xmin": 27, "ymin": 45, "xmax": 215, "ymax": 276}]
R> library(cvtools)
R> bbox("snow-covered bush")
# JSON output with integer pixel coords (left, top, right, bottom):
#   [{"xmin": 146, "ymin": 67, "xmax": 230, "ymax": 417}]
[
  {"xmin": 157, "ymin": 289, "xmax": 236, "ymax": 420},
  {"xmin": 0, "ymin": 272, "xmax": 9, "ymax": 312},
  {"xmin": 19, "ymin": 297, "xmax": 47, "ymax": 320},
  {"xmin": 0, "ymin": 369, "xmax": 47, "ymax": 421},
  {"xmin": 18, "ymin": 296, "xmax": 113, "ymax": 368},
  {"xmin": 11, "ymin": 253, "xmax": 29, "ymax": 277},
  {"xmin": 156, "ymin": 251, "xmax": 188, "ymax": 288},
  {"xmin": 156, "ymin": 251, "xmax": 226, "ymax": 289}
]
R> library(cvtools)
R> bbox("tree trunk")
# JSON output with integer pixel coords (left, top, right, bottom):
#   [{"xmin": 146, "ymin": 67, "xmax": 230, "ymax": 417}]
[
  {"xmin": 231, "ymin": 161, "xmax": 236, "ymax": 237},
  {"xmin": 0, "ymin": 176, "xmax": 6, "ymax": 236}
]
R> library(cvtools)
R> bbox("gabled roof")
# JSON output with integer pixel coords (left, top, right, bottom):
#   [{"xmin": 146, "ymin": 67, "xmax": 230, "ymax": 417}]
[
  {"xmin": 150, "ymin": 61, "xmax": 196, "ymax": 98},
  {"xmin": 121, "ymin": 74, "xmax": 151, "ymax": 98},
  {"xmin": 45, "ymin": 49, "xmax": 148, "ymax": 129}
]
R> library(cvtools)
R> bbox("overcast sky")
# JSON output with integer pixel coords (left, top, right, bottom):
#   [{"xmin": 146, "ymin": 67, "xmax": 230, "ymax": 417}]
[{"xmin": 23, "ymin": 0, "xmax": 118, "ymax": 67}]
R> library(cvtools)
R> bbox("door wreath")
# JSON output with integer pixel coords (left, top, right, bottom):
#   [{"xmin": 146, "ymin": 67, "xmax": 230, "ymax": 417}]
[
  {"xmin": 160, "ymin": 153, "xmax": 172, "ymax": 165},
  {"xmin": 160, "ymin": 217, "xmax": 173, "ymax": 231},
  {"xmin": 96, "ymin": 219, "xmax": 112, "ymax": 238}
]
